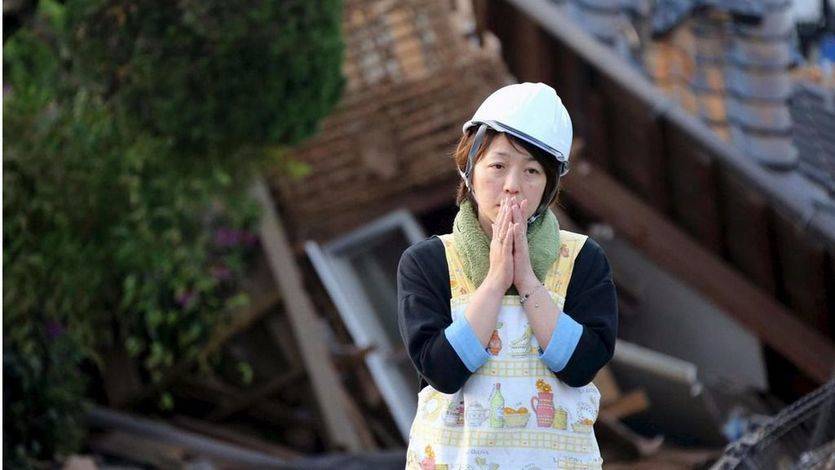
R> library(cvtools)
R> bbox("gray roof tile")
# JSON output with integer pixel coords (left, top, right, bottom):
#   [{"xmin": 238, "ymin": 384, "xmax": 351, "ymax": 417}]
[{"xmin": 790, "ymin": 83, "xmax": 835, "ymax": 193}]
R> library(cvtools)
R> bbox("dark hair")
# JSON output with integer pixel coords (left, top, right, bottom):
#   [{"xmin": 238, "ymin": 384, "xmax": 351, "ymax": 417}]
[{"xmin": 452, "ymin": 127, "xmax": 561, "ymax": 211}]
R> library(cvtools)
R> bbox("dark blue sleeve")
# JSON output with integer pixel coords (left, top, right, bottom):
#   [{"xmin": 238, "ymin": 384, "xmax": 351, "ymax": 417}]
[
  {"xmin": 553, "ymin": 237, "xmax": 618, "ymax": 387},
  {"xmin": 397, "ymin": 237, "xmax": 475, "ymax": 394}
]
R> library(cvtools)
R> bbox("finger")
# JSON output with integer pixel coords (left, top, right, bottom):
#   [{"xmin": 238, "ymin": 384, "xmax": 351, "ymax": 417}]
[
  {"xmin": 494, "ymin": 199, "xmax": 506, "ymax": 238},
  {"xmin": 515, "ymin": 213, "xmax": 523, "ymax": 242},
  {"xmin": 502, "ymin": 202, "xmax": 513, "ymax": 240},
  {"xmin": 500, "ymin": 196, "xmax": 511, "ymax": 227},
  {"xmin": 498, "ymin": 201, "xmax": 509, "ymax": 240},
  {"xmin": 494, "ymin": 200, "xmax": 507, "ymax": 242}
]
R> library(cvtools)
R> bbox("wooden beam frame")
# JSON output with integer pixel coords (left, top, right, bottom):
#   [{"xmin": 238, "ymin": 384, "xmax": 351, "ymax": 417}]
[
  {"xmin": 251, "ymin": 178, "xmax": 372, "ymax": 451},
  {"xmin": 562, "ymin": 159, "xmax": 835, "ymax": 383}
]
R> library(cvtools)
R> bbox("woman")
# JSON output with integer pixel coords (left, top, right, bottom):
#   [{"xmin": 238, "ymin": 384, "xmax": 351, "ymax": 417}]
[{"xmin": 397, "ymin": 82, "xmax": 618, "ymax": 469}]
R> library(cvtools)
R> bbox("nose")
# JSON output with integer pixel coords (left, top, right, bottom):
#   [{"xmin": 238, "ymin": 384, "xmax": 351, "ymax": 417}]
[{"xmin": 503, "ymin": 170, "xmax": 522, "ymax": 195}]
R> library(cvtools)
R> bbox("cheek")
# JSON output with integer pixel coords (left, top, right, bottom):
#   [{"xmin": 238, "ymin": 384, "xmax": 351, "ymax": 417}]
[
  {"xmin": 472, "ymin": 172, "xmax": 501, "ymax": 197},
  {"xmin": 525, "ymin": 180, "xmax": 547, "ymax": 209}
]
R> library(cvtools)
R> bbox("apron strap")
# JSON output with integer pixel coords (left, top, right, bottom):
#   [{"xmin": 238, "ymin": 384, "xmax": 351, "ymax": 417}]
[{"xmin": 439, "ymin": 234, "xmax": 477, "ymax": 299}]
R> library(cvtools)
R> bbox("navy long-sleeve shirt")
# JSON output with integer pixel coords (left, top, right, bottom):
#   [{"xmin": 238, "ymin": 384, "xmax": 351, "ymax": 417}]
[{"xmin": 397, "ymin": 235, "xmax": 618, "ymax": 394}]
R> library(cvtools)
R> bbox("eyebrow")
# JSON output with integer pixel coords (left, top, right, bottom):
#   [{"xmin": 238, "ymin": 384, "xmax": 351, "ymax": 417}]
[{"xmin": 491, "ymin": 150, "xmax": 536, "ymax": 161}]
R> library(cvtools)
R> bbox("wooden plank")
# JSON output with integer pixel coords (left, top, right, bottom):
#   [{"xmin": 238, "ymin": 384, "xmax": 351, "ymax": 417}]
[
  {"xmin": 556, "ymin": 49, "xmax": 587, "ymax": 133},
  {"xmin": 171, "ymin": 415, "xmax": 303, "ymax": 460},
  {"xmin": 86, "ymin": 406, "xmax": 289, "ymax": 468},
  {"xmin": 562, "ymin": 159, "xmax": 835, "ymax": 383},
  {"xmin": 600, "ymin": 390, "xmax": 650, "ymax": 421},
  {"xmin": 61, "ymin": 456, "xmax": 98, "ymax": 470},
  {"xmin": 88, "ymin": 431, "xmax": 188, "ymax": 469},
  {"xmin": 592, "ymin": 365, "xmax": 622, "ymax": 406},
  {"xmin": 666, "ymin": 124, "xmax": 724, "ymax": 254},
  {"xmin": 510, "ymin": 13, "xmax": 550, "ymax": 83},
  {"xmin": 719, "ymin": 170, "xmax": 778, "ymax": 295},
  {"xmin": 773, "ymin": 210, "xmax": 832, "ymax": 337},
  {"xmin": 487, "ymin": 0, "xmax": 520, "ymax": 78},
  {"xmin": 250, "ymin": 178, "xmax": 369, "ymax": 451},
  {"xmin": 602, "ymin": 82, "xmax": 670, "ymax": 213},
  {"xmin": 583, "ymin": 88, "xmax": 612, "ymax": 171}
]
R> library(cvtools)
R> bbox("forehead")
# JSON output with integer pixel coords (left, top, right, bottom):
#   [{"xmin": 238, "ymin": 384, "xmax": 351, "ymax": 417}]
[{"xmin": 484, "ymin": 134, "xmax": 536, "ymax": 161}]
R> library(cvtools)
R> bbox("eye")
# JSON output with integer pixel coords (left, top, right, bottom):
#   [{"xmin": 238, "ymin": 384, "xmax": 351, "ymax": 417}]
[
  {"xmin": 526, "ymin": 168, "xmax": 542, "ymax": 175},
  {"xmin": 490, "ymin": 163, "xmax": 504, "ymax": 170}
]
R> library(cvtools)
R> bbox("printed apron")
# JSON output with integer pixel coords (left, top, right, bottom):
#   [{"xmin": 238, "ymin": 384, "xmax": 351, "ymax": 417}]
[{"xmin": 406, "ymin": 230, "xmax": 603, "ymax": 470}]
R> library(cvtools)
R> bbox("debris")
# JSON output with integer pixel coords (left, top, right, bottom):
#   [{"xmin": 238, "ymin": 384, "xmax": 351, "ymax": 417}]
[{"xmin": 62, "ymin": 456, "xmax": 99, "ymax": 470}]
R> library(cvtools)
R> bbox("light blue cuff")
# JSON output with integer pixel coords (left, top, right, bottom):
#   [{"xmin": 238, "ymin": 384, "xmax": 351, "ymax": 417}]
[
  {"xmin": 538, "ymin": 311, "xmax": 583, "ymax": 373},
  {"xmin": 444, "ymin": 315, "xmax": 491, "ymax": 373}
]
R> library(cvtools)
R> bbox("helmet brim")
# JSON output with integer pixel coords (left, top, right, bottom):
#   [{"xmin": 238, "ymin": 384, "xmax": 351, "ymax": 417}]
[{"xmin": 464, "ymin": 119, "xmax": 569, "ymax": 175}]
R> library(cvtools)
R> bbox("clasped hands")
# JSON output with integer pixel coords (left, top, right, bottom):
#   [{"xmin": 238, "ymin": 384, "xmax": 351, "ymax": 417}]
[{"xmin": 485, "ymin": 195, "xmax": 541, "ymax": 296}]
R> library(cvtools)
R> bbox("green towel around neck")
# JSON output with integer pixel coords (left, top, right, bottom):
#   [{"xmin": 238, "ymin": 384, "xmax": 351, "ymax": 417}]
[{"xmin": 451, "ymin": 199, "xmax": 560, "ymax": 295}]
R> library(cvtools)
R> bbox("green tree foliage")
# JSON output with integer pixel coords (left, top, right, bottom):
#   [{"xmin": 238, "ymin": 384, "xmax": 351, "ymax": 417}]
[
  {"xmin": 3, "ymin": 1, "xmax": 344, "ymax": 467},
  {"xmin": 67, "ymin": 0, "xmax": 345, "ymax": 153}
]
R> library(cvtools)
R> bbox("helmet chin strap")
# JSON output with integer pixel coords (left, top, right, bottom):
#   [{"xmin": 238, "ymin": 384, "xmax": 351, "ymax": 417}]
[
  {"xmin": 527, "ymin": 177, "xmax": 560, "ymax": 225},
  {"xmin": 457, "ymin": 123, "xmax": 488, "ymax": 204}
]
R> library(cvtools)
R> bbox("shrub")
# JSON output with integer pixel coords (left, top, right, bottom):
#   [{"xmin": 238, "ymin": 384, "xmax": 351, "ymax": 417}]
[{"xmin": 3, "ymin": 1, "xmax": 344, "ymax": 466}]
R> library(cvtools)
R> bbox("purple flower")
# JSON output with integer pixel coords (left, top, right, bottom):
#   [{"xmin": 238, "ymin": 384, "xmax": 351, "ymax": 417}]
[
  {"xmin": 213, "ymin": 227, "xmax": 258, "ymax": 248},
  {"xmin": 210, "ymin": 264, "xmax": 232, "ymax": 281},
  {"xmin": 45, "ymin": 320, "xmax": 65, "ymax": 340},
  {"xmin": 176, "ymin": 290, "xmax": 198, "ymax": 309},
  {"xmin": 213, "ymin": 227, "xmax": 240, "ymax": 248}
]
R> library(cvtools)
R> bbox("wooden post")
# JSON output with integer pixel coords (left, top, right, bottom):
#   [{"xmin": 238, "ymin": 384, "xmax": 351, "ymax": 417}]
[{"xmin": 249, "ymin": 178, "xmax": 367, "ymax": 452}]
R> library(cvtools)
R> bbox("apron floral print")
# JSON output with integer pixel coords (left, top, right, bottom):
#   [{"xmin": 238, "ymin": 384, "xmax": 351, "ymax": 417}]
[{"xmin": 405, "ymin": 231, "xmax": 603, "ymax": 470}]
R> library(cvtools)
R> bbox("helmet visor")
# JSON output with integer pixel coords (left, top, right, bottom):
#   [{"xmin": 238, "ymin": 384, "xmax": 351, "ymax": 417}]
[{"xmin": 473, "ymin": 120, "xmax": 568, "ymax": 175}]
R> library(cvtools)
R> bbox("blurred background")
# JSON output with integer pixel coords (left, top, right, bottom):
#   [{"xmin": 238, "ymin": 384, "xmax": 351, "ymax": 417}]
[{"xmin": 3, "ymin": 0, "xmax": 835, "ymax": 468}]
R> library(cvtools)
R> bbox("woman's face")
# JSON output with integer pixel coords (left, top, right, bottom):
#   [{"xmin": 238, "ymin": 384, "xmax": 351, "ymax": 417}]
[{"xmin": 472, "ymin": 133, "xmax": 547, "ymax": 233}]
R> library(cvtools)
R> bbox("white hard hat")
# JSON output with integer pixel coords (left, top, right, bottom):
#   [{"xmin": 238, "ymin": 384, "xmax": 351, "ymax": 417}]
[
  {"xmin": 459, "ymin": 82, "xmax": 573, "ymax": 223},
  {"xmin": 463, "ymin": 82, "xmax": 572, "ymax": 175}
]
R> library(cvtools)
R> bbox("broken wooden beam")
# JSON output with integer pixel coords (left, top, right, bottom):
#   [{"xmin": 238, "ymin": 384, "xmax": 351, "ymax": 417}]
[
  {"xmin": 601, "ymin": 390, "xmax": 651, "ymax": 421},
  {"xmin": 88, "ymin": 431, "xmax": 189, "ymax": 469},
  {"xmin": 86, "ymin": 406, "xmax": 288, "ymax": 468},
  {"xmin": 250, "ymin": 178, "xmax": 370, "ymax": 452},
  {"xmin": 171, "ymin": 415, "xmax": 303, "ymax": 460},
  {"xmin": 562, "ymin": 159, "xmax": 835, "ymax": 383}
]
